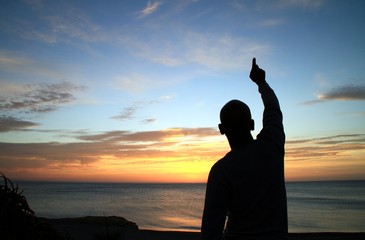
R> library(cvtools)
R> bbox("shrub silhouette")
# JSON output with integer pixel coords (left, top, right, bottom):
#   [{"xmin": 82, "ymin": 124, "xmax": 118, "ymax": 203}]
[{"xmin": 0, "ymin": 173, "xmax": 61, "ymax": 240}]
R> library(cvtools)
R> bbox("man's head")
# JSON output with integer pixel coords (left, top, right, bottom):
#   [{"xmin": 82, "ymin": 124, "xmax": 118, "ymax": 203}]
[{"xmin": 218, "ymin": 99, "xmax": 254, "ymax": 136}]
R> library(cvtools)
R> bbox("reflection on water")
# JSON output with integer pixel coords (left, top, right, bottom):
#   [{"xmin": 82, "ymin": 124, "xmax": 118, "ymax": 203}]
[{"xmin": 19, "ymin": 181, "xmax": 365, "ymax": 232}]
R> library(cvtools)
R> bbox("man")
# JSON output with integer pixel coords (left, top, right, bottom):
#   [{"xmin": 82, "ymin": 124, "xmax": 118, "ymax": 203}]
[{"xmin": 201, "ymin": 58, "xmax": 288, "ymax": 240}]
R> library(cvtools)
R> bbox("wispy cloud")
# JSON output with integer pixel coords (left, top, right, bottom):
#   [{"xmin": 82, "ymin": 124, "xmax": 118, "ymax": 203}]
[
  {"xmin": 77, "ymin": 127, "xmax": 218, "ymax": 143},
  {"xmin": 257, "ymin": 18, "xmax": 285, "ymax": 27},
  {"xmin": 112, "ymin": 96, "xmax": 174, "ymax": 121},
  {"xmin": 44, "ymin": 10, "xmax": 106, "ymax": 42},
  {"xmin": 114, "ymin": 74, "xmax": 155, "ymax": 94},
  {"xmin": 112, "ymin": 107, "xmax": 138, "ymax": 121},
  {"xmin": 113, "ymin": 72, "xmax": 183, "ymax": 94},
  {"xmin": 2, "ymin": 130, "xmax": 364, "ymax": 181},
  {"xmin": 287, "ymin": 134, "xmax": 365, "ymax": 145},
  {"xmin": 12, "ymin": 5, "xmax": 106, "ymax": 44},
  {"xmin": 0, "ymin": 81, "xmax": 85, "ymax": 114},
  {"xmin": 122, "ymin": 30, "xmax": 271, "ymax": 70},
  {"xmin": 319, "ymin": 84, "xmax": 365, "ymax": 100},
  {"xmin": 286, "ymin": 134, "xmax": 365, "ymax": 159},
  {"xmin": 23, "ymin": 0, "xmax": 43, "ymax": 9},
  {"xmin": 187, "ymin": 34, "xmax": 270, "ymax": 69},
  {"xmin": 303, "ymin": 83, "xmax": 365, "ymax": 105},
  {"xmin": 24, "ymin": 2, "xmax": 265, "ymax": 71},
  {"xmin": 0, "ymin": 127, "xmax": 222, "ymax": 173},
  {"xmin": 276, "ymin": 0, "xmax": 325, "ymax": 9},
  {"xmin": 285, "ymin": 134, "xmax": 365, "ymax": 180},
  {"xmin": 0, "ymin": 54, "xmax": 25, "ymax": 65},
  {"xmin": 142, "ymin": 118, "xmax": 157, "ymax": 124},
  {"xmin": 0, "ymin": 51, "xmax": 72, "ymax": 85},
  {"xmin": 138, "ymin": 0, "xmax": 163, "ymax": 18},
  {"xmin": 0, "ymin": 116, "xmax": 39, "ymax": 132}
]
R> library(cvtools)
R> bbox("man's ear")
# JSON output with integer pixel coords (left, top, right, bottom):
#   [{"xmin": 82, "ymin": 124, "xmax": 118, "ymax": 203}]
[
  {"xmin": 250, "ymin": 119, "xmax": 255, "ymax": 131},
  {"xmin": 218, "ymin": 123, "xmax": 225, "ymax": 135}
]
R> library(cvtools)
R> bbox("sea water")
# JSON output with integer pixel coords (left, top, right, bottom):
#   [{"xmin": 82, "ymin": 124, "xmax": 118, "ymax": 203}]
[{"xmin": 16, "ymin": 180, "xmax": 365, "ymax": 232}]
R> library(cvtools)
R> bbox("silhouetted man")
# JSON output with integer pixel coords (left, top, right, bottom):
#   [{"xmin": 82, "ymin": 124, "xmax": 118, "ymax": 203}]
[{"xmin": 201, "ymin": 58, "xmax": 288, "ymax": 240}]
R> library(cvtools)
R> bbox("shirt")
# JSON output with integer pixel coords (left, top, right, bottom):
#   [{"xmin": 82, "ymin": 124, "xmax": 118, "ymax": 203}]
[{"xmin": 201, "ymin": 82, "xmax": 287, "ymax": 240}]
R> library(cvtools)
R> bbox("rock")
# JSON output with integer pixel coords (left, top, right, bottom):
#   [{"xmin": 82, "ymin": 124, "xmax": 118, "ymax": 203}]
[{"xmin": 43, "ymin": 216, "xmax": 138, "ymax": 240}]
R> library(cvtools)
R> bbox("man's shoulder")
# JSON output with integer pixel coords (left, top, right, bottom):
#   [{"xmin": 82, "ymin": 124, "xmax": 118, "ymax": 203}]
[
  {"xmin": 210, "ymin": 152, "xmax": 232, "ymax": 171},
  {"xmin": 212, "ymin": 154, "xmax": 227, "ymax": 167},
  {"xmin": 211, "ymin": 148, "xmax": 247, "ymax": 169},
  {"xmin": 212, "ymin": 143, "xmax": 265, "ymax": 169}
]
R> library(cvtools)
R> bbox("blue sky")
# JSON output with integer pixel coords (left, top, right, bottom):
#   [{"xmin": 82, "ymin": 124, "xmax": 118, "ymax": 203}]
[{"xmin": 0, "ymin": 0, "xmax": 364, "ymax": 182}]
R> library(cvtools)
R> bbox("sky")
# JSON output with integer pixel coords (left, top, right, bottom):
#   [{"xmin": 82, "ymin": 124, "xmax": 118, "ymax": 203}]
[{"xmin": 0, "ymin": 0, "xmax": 364, "ymax": 183}]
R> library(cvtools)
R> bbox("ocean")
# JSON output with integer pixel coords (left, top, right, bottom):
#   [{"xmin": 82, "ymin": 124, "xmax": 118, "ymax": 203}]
[{"xmin": 16, "ymin": 180, "xmax": 365, "ymax": 233}]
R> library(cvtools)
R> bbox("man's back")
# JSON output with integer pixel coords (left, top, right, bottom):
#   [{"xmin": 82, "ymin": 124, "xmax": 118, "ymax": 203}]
[
  {"xmin": 216, "ymin": 127, "xmax": 287, "ymax": 238},
  {"xmin": 201, "ymin": 59, "xmax": 287, "ymax": 240}
]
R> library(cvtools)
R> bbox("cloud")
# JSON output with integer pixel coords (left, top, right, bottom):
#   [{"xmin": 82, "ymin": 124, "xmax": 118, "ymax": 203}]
[
  {"xmin": 0, "ymin": 127, "xmax": 222, "ymax": 173},
  {"xmin": 287, "ymin": 134, "xmax": 365, "ymax": 145},
  {"xmin": 257, "ymin": 18, "xmax": 285, "ymax": 27},
  {"xmin": 0, "ymin": 81, "xmax": 85, "ymax": 114},
  {"xmin": 0, "ymin": 141, "xmax": 103, "ymax": 168},
  {"xmin": 122, "ymin": 30, "xmax": 271, "ymax": 70},
  {"xmin": 186, "ymin": 34, "xmax": 270, "ymax": 69},
  {"xmin": 286, "ymin": 134, "xmax": 365, "ymax": 160},
  {"xmin": 44, "ymin": 10, "xmax": 106, "ymax": 42},
  {"xmin": 319, "ymin": 84, "xmax": 365, "ymax": 100},
  {"xmin": 2, "ymin": 129, "xmax": 364, "ymax": 182},
  {"xmin": 276, "ymin": 0, "xmax": 325, "ymax": 9},
  {"xmin": 112, "ymin": 95, "xmax": 174, "ymax": 121},
  {"xmin": 0, "ymin": 116, "xmax": 39, "ymax": 132},
  {"xmin": 229, "ymin": 0, "xmax": 247, "ymax": 11},
  {"xmin": 12, "ymin": 4, "xmax": 106, "ymax": 44},
  {"xmin": 142, "ymin": 118, "xmax": 157, "ymax": 124},
  {"xmin": 303, "ymin": 83, "xmax": 365, "ymax": 105},
  {"xmin": 75, "ymin": 127, "xmax": 218, "ymax": 143},
  {"xmin": 114, "ymin": 74, "xmax": 158, "ymax": 94},
  {"xmin": 138, "ymin": 1, "xmax": 163, "ymax": 18},
  {"xmin": 0, "ymin": 51, "xmax": 77, "ymax": 83},
  {"xmin": 0, "ymin": 54, "xmax": 25, "ymax": 65},
  {"xmin": 284, "ymin": 134, "xmax": 365, "ymax": 180},
  {"xmin": 112, "ymin": 107, "xmax": 138, "ymax": 121},
  {"xmin": 23, "ymin": 0, "xmax": 43, "ymax": 9}
]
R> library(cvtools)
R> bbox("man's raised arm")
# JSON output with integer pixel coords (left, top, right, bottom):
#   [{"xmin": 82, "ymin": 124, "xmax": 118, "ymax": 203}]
[{"xmin": 250, "ymin": 58, "xmax": 285, "ymax": 149}]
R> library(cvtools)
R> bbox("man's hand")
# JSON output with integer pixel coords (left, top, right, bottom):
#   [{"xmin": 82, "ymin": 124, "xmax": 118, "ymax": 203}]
[{"xmin": 249, "ymin": 58, "xmax": 266, "ymax": 85}]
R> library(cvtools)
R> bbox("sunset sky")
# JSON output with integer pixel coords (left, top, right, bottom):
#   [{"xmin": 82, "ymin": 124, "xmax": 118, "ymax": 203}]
[{"xmin": 1, "ymin": 0, "xmax": 364, "ymax": 183}]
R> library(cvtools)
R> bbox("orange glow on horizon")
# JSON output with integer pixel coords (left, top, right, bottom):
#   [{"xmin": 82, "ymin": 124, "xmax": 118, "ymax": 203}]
[{"xmin": 3, "ymin": 134, "xmax": 365, "ymax": 183}]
